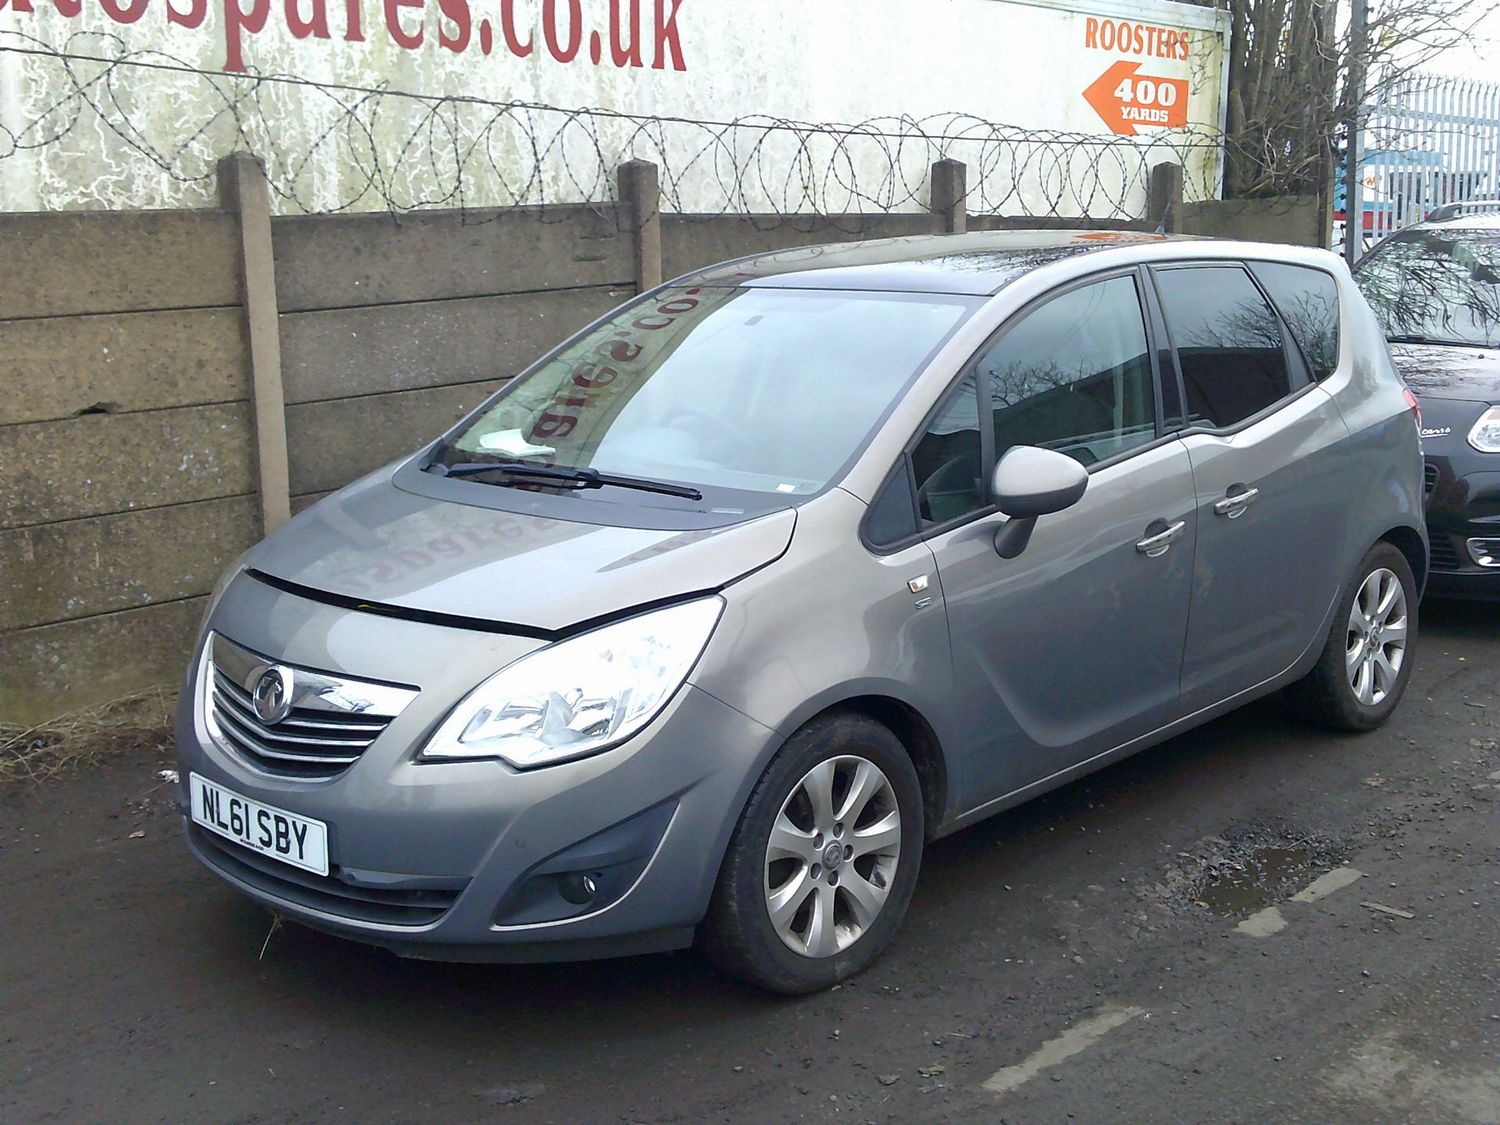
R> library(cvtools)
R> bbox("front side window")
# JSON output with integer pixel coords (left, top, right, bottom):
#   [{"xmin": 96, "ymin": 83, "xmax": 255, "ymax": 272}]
[
  {"xmin": 1155, "ymin": 266, "xmax": 1292, "ymax": 429},
  {"xmin": 977, "ymin": 275, "xmax": 1157, "ymax": 466},
  {"xmin": 1354, "ymin": 230, "xmax": 1500, "ymax": 348},
  {"xmin": 435, "ymin": 287, "xmax": 977, "ymax": 507}
]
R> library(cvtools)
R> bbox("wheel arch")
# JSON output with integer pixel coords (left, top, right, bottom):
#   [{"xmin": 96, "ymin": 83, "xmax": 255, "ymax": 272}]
[
  {"xmin": 1379, "ymin": 523, "xmax": 1428, "ymax": 597},
  {"xmin": 785, "ymin": 695, "xmax": 950, "ymax": 840}
]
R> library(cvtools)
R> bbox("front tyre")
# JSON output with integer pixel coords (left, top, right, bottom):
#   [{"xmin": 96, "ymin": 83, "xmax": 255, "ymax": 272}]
[
  {"xmin": 1287, "ymin": 541, "xmax": 1417, "ymax": 731},
  {"xmin": 702, "ymin": 715, "xmax": 924, "ymax": 995}
]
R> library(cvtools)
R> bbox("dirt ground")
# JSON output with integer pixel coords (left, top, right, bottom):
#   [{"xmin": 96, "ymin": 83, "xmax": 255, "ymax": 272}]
[{"xmin": 3, "ymin": 599, "xmax": 1498, "ymax": 1123}]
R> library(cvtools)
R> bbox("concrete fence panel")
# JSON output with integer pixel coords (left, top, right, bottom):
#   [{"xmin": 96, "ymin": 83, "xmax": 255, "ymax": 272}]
[
  {"xmin": 270, "ymin": 203, "xmax": 637, "ymax": 506},
  {"xmin": 660, "ymin": 214, "xmax": 932, "ymax": 283},
  {"xmin": 1180, "ymin": 196, "xmax": 1324, "ymax": 246},
  {"xmin": 1, "ymin": 208, "xmax": 253, "ymax": 723},
  {"xmin": 0, "ymin": 211, "xmax": 241, "ymax": 320},
  {"xmin": 0, "ymin": 404, "xmax": 256, "ymax": 530},
  {"xmin": 1, "ymin": 309, "xmax": 248, "ymax": 427},
  {"xmin": 271, "ymin": 205, "xmax": 631, "ymax": 312},
  {"xmin": 965, "ymin": 216, "xmax": 1156, "ymax": 232},
  {"xmin": 0, "ymin": 497, "xmax": 258, "ymax": 634},
  {"xmin": 278, "ymin": 288, "xmax": 630, "ymax": 406},
  {"xmin": 285, "ymin": 384, "xmax": 500, "ymax": 499},
  {"xmin": 0, "ymin": 600, "xmax": 209, "ymax": 725}
]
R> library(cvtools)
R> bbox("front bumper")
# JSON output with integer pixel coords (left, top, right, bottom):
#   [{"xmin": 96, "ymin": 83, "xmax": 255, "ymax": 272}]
[
  {"xmin": 1423, "ymin": 456, "xmax": 1500, "ymax": 600},
  {"xmin": 175, "ymin": 574, "xmax": 779, "ymax": 960}
]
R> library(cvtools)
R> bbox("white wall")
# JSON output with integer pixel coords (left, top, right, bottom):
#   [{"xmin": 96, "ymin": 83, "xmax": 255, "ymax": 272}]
[{"xmin": 0, "ymin": 0, "xmax": 1229, "ymax": 213}]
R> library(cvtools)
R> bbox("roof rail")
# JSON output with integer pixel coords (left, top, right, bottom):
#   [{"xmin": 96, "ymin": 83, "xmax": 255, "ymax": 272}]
[{"xmin": 1427, "ymin": 199, "xmax": 1500, "ymax": 222}]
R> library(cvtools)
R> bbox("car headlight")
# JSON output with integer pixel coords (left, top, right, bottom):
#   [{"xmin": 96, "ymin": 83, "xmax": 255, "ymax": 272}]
[
  {"xmin": 1469, "ymin": 405, "xmax": 1500, "ymax": 453},
  {"xmin": 421, "ymin": 597, "xmax": 725, "ymax": 768}
]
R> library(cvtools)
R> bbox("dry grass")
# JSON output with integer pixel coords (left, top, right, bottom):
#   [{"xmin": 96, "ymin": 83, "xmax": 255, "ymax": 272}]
[{"xmin": 0, "ymin": 688, "xmax": 176, "ymax": 785}]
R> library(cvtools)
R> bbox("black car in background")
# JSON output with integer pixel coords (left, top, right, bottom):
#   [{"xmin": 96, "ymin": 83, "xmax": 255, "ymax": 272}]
[{"xmin": 1355, "ymin": 209, "xmax": 1500, "ymax": 598}]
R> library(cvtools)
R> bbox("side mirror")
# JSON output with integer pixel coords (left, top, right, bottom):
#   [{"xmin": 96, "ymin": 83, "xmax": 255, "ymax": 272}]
[{"xmin": 991, "ymin": 446, "xmax": 1088, "ymax": 559}]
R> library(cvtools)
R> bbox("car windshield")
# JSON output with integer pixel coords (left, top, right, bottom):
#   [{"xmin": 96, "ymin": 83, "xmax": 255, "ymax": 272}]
[
  {"xmin": 434, "ymin": 286, "xmax": 977, "ymax": 504},
  {"xmin": 1355, "ymin": 229, "xmax": 1500, "ymax": 347}
]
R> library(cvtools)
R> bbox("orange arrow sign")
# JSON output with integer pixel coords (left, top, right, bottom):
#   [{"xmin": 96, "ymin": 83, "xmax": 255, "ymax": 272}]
[{"xmin": 1084, "ymin": 60, "xmax": 1189, "ymax": 136}]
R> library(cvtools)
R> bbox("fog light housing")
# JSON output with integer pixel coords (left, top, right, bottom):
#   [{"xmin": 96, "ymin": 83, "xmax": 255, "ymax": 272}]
[
  {"xmin": 493, "ymin": 801, "xmax": 676, "ymax": 927},
  {"xmin": 1466, "ymin": 538, "xmax": 1500, "ymax": 567}
]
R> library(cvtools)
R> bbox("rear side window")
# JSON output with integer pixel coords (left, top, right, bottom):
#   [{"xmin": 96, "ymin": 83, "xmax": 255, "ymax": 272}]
[
  {"xmin": 1154, "ymin": 266, "xmax": 1292, "ymax": 429},
  {"xmin": 1252, "ymin": 262, "xmax": 1341, "ymax": 381}
]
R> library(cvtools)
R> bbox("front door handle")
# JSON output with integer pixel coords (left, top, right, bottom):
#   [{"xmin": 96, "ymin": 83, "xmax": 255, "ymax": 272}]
[
  {"xmin": 1213, "ymin": 486, "xmax": 1261, "ymax": 518},
  {"xmin": 1136, "ymin": 519, "xmax": 1186, "ymax": 558}
]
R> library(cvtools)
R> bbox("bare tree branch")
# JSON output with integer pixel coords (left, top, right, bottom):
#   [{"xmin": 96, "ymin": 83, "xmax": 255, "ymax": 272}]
[{"xmin": 1206, "ymin": 0, "xmax": 1499, "ymax": 198}]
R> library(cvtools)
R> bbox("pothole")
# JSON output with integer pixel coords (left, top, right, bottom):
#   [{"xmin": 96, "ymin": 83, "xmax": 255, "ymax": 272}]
[{"xmin": 1155, "ymin": 826, "xmax": 1347, "ymax": 918}]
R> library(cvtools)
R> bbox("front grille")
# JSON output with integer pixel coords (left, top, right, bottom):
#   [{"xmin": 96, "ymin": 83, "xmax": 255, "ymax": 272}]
[
  {"xmin": 211, "ymin": 670, "xmax": 388, "ymax": 777},
  {"xmin": 191, "ymin": 825, "xmax": 465, "ymax": 926},
  {"xmin": 1423, "ymin": 460, "xmax": 1440, "ymax": 497},
  {"xmin": 1429, "ymin": 533, "xmax": 1463, "ymax": 572},
  {"xmin": 205, "ymin": 634, "xmax": 417, "ymax": 779}
]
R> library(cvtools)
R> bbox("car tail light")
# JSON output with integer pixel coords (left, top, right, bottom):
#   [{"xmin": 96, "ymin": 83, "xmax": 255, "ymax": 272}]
[{"xmin": 1403, "ymin": 388, "xmax": 1422, "ymax": 429}]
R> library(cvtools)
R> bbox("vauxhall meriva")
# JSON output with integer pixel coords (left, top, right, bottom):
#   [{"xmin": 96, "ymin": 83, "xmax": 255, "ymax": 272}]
[{"xmin": 177, "ymin": 231, "xmax": 1425, "ymax": 993}]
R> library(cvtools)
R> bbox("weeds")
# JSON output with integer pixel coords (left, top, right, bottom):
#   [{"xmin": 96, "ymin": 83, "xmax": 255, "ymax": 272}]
[
  {"xmin": 0, "ymin": 688, "xmax": 176, "ymax": 784},
  {"xmin": 258, "ymin": 912, "xmax": 285, "ymax": 961}
]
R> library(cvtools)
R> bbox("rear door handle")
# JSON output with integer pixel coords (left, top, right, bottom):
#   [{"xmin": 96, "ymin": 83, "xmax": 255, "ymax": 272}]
[
  {"xmin": 1213, "ymin": 486, "xmax": 1260, "ymax": 518},
  {"xmin": 1136, "ymin": 519, "xmax": 1186, "ymax": 558}
]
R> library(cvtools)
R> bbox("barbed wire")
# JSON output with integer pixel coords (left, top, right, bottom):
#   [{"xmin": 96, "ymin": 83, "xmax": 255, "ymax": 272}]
[{"xmin": 1, "ymin": 31, "xmax": 1224, "ymax": 226}]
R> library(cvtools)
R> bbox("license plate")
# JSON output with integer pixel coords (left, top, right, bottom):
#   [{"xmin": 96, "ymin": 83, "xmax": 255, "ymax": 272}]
[{"xmin": 190, "ymin": 773, "xmax": 330, "ymax": 877}]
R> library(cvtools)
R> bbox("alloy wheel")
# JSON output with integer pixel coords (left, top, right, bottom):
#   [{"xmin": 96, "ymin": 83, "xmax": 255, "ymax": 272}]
[
  {"xmin": 763, "ymin": 755, "xmax": 902, "ymax": 957},
  {"xmin": 1345, "ymin": 567, "xmax": 1409, "ymax": 706}
]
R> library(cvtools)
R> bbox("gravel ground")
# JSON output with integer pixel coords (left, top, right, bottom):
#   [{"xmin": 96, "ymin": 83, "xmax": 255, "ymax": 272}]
[{"xmin": 3, "ymin": 598, "xmax": 1497, "ymax": 1123}]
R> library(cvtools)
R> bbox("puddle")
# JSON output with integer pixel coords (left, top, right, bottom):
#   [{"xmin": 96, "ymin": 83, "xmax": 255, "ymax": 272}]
[
  {"xmin": 1151, "ymin": 827, "xmax": 1348, "ymax": 919},
  {"xmin": 1196, "ymin": 845, "xmax": 1322, "ymax": 916}
]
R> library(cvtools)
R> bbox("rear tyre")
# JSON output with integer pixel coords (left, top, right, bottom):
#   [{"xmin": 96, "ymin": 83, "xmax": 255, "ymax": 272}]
[
  {"xmin": 701, "ymin": 714, "xmax": 924, "ymax": 995},
  {"xmin": 1287, "ymin": 541, "xmax": 1417, "ymax": 731}
]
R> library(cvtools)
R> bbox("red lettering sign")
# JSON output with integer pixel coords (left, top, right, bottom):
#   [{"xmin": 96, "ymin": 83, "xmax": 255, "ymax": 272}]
[{"xmin": 0, "ymin": 0, "xmax": 689, "ymax": 74}]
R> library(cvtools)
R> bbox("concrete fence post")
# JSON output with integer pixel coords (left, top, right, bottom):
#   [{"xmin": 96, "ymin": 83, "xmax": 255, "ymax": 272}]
[
  {"xmin": 1148, "ymin": 162, "xmax": 1184, "ymax": 234},
  {"xmin": 618, "ymin": 160, "xmax": 663, "ymax": 293},
  {"xmin": 218, "ymin": 153, "xmax": 290, "ymax": 536},
  {"xmin": 1314, "ymin": 149, "xmax": 1336, "ymax": 250},
  {"xmin": 930, "ymin": 159, "xmax": 968, "ymax": 234}
]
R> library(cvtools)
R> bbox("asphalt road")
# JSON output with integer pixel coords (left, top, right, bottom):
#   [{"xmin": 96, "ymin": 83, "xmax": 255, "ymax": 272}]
[{"xmin": 4, "ymin": 598, "xmax": 1498, "ymax": 1123}]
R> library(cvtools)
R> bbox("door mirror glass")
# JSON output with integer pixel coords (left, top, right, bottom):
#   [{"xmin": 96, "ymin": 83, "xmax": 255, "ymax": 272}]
[{"xmin": 990, "ymin": 446, "xmax": 1088, "ymax": 559}]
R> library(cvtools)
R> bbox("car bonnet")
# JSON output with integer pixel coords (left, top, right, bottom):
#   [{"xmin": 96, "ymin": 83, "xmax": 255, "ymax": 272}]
[
  {"xmin": 1390, "ymin": 342, "xmax": 1500, "ymax": 402},
  {"xmin": 240, "ymin": 470, "xmax": 797, "ymax": 634}
]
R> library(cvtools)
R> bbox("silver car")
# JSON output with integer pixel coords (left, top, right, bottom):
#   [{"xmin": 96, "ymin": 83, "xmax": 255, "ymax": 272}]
[{"xmin": 176, "ymin": 231, "xmax": 1425, "ymax": 993}]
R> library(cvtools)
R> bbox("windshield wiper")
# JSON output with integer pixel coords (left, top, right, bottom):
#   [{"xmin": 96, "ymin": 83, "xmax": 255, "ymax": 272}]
[{"xmin": 433, "ymin": 460, "xmax": 703, "ymax": 501}]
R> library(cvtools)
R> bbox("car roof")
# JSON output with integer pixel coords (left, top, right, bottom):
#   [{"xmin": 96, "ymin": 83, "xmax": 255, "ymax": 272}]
[
  {"xmin": 674, "ymin": 229, "xmax": 1204, "ymax": 297},
  {"xmin": 1394, "ymin": 214, "xmax": 1500, "ymax": 236}
]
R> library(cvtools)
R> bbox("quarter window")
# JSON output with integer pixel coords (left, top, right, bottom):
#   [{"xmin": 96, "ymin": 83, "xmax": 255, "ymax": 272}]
[
  {"xmin": 977, "ymin": 275, "xmax": 1157, "ymax": 467},
  {"xmin": 913, "ymin": 374, "xmax": 986, "ymax": 527},
  {"xmin": 1155, "ymin": 266, "xmax": 1292, "ymax": 428},
  {"xmin": 1252, "ymin": 262, "xmax": 1341, "ymax": 381},
  {"xmin": 865, "ymin": 466, "xmax": 920, "ymax": 545}
]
